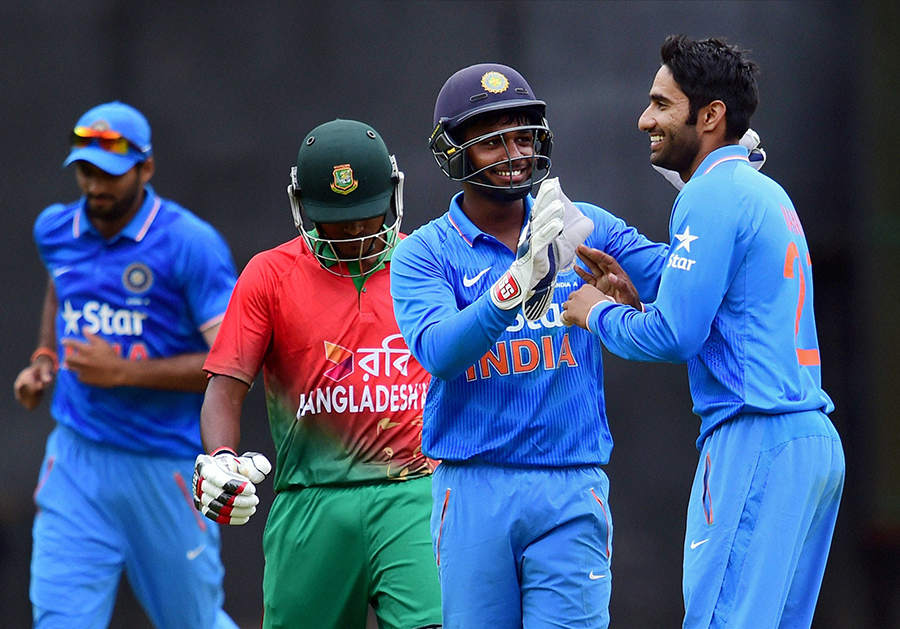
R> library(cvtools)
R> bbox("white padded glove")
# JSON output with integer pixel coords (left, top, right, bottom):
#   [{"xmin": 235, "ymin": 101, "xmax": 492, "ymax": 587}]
[
  {"xmin": 489, "ymin": 195, "xmax": 564, "ymax": 321},
  {"xmin": 742, "ymin": 128, "xmax": 767, "ymax": 170},
  {"xmin": 534, "ymin": 178, "xmax": 594, "ymax": 273},
  {"xmin": 192, "ymin": 448, "xmax": 272, "ymax": 525}
]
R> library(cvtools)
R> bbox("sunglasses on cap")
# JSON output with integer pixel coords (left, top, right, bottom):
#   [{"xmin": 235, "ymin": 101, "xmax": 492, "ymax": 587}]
[{"xmin": 71, "ymin": 126, "xmax": 144, "ymax": 155}]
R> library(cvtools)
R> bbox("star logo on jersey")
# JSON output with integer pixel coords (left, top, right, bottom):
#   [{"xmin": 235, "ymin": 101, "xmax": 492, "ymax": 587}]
[
  {"xmin": 674, "ymin": 226, "xmax": 698, "ymax": 253},
  {"xmin": 61, "ymin": 300, "xmax": 83, "ymax": 334},
  {"xmin": 323, "ymin": 341, "xmax": 354, "ymax": 381}
]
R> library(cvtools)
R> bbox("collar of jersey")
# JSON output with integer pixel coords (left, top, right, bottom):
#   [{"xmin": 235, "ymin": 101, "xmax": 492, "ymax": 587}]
[
  {"xmin": 448, "ymin": 191, "xmax": 535, "ymax": 248},
  {"xmin": 689, "ymin": 144, "xmax": 750, "ymax": 184},
  {"xmin": 75, "ymin": 184, "xmax": 160, "ymax": 242}
]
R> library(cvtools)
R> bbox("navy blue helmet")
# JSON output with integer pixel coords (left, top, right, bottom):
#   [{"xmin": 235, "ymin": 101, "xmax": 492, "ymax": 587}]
[{"xmin": 429, "ymin": 63, "xmax": 553, "ymax": 200}]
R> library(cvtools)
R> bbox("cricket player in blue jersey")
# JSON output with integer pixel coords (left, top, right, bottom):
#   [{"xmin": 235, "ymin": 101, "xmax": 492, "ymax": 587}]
[
  {"xmin": 563, "ymin": 36, "xmax": 845, "ymax": 629},
  {"xmin": 14, "ymin": 101, "xmax": 240, "ymax": 629},
  {"xmin": 390, "ymin": 63, "xmax": 671, "ymax": 628}
]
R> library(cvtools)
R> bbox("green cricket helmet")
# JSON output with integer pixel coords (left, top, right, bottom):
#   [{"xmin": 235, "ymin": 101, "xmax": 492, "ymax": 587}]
[{"xmin": 287, "ymin": 119, "xmax": 404, "ymax": 277}]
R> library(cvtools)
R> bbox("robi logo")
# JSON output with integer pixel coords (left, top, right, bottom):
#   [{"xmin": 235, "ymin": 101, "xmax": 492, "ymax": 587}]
[
  {"xmin": 323, "ymin": 342, "xmax": 354, "ymax": 382},
  {"xmin": 322, "ymin": 334, "xmax": 414, "ymax": 383}
]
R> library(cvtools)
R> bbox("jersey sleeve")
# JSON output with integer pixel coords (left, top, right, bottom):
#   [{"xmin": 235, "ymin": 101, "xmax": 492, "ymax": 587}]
[
  {"xmin": 33, "ymin": 203, "xmax": 70, "ymax": 271},
  {"xmin": 578, "ymin": 202, "xmax": 669, "ymax": 303},
  {"xmin": 203, "ymin": 252, "xmax": 275, "ymax": 385},
  {"xmin": 174, "ymin": 218, "xmax": 237, "ymax": 333},
  {"xmin": 390, "ymin": 231, "xmax": 517, "ymax": 382},
  {"xmin": 588, "ymin": 181, "xmax": 748, "ymax": 362}
]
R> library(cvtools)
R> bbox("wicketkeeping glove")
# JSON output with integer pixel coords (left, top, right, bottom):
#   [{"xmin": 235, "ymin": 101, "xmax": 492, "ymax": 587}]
[
  {"xmin": 192, "ymin": 448, "xmax": 272, "ymax": 526},
  {"xmin": 741, "ymin": 128, "xmax": 767, "ymax": 170},
  {"xmin": 533, "ymin": 178, "xmax": 594, "ymax": 273},
  {"xmin": 653, "ymin": 128, "xmax": 767, "ymax": 190},
  {"xmin": 490, "ymin": 192, "xmax": 564, "ymax": 321}
]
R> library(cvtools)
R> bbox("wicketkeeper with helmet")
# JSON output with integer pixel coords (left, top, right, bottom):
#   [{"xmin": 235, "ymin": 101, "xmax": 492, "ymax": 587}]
[
  {"xmin": 195, "ymin": 119, "xmax": 441, "ymax": 629},
  {"xmin": 390, "ymin": 63, "xmax": 674, "ymax": 628}
]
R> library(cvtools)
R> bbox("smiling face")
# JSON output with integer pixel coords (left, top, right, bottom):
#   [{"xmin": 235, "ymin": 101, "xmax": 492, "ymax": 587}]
[
  {"xmin": 462, "ymin": 116, "xmax": 536, "ymax": 190},
  {"xmin": 638, "ymin": 65, "xmax": 702, "ymax": 180}
]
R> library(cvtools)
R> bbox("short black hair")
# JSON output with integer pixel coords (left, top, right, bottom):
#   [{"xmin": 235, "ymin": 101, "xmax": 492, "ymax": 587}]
[{"xmin": 660, "ymin": 34, "xmax": 759, "ymax": 141}]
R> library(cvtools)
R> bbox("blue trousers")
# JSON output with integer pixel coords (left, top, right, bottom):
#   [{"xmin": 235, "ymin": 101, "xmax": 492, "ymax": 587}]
[
  {"xmin": 683, "ymin": 411, "xmax": 844, "ymax": 629},
  {"xmin": 31, "ymin": 425, "xmax": 238, "ymax": 629},
  {"xmin": 432, "ymin": 462, "xmax": 613, "ymax": 629}
]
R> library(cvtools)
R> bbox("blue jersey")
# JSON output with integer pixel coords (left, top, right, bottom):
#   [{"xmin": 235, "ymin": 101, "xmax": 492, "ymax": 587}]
[
  {"xmin": 587, "ymin": 145, "xmax": 834, "ymax": 447},
  {"xmin": 34, "ymin": 185, "xmax": 236, "ymax": 457},
  {"xmin": 391, "ymin": 192, "xmax": 668, "ymax": 466}
]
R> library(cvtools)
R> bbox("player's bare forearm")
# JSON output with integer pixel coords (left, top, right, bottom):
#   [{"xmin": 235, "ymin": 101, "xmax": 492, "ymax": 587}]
[
  {"xmin": 38, "ymin": 276, "xmax": 59, "ymax": 350},
  {"xmin": 114, "ymin": 351, "xmax": 212, "ymax": 391},
  {"xmin": 15, "ymin": 278, "xmax": 60, "ymax": 410},
  {"xmin": 62, "ymin": 332, "xmax": 212, "ymax": 391},
  {"xmin": 200, "ymin": 374, "xmax": 250, "ymax": 453}
]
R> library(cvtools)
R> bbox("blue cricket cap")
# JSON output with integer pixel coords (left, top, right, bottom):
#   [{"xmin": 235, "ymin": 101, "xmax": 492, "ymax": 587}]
[{"xmin": 63, "ymin": 101, "xmax": 153, "ymax": 176}]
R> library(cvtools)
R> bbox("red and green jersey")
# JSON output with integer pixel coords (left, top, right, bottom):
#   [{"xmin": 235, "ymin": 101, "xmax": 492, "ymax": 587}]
[{"xmin": 205, "ymin": 235, "xmax": 433, "ymax": 491}]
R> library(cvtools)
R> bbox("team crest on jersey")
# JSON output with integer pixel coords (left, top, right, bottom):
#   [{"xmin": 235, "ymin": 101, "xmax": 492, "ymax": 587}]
[
  {"xmin": 122, "ymin": 262, "xmax": 153, "ymax": 293},
  {"xmin": 481, "ymin": 71, "xmax": 509, "ymax": 94},
  {"xmin": 330, "ymin": 164, "xmax": 358, "ymax": 195}
]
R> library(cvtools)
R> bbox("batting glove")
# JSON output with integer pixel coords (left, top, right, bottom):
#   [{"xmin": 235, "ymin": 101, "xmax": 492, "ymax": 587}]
[
  {"xmin": 192, "ymin": 448, "xmax": 272, "ymax": 526},
  {"xmin": 534, "ymin": 178, "xmax": 594, "ymax": 273},
  {"xmin": 490, "ymin": 192, "xmax": 564, "ymax": 320},
  {"xmin": 653, "ymin": 128, "xmax": 767, "ymax": 190}
]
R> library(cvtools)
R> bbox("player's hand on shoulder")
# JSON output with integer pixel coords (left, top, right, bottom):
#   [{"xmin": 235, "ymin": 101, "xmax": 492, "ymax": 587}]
[{"xmin": 192, "ymin": 448, "xmax": 272, "ymax": 526}]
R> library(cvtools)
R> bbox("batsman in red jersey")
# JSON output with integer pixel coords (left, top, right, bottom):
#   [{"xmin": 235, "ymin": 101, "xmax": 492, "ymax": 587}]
[{"xmin": 193, "ymin": 119, "xmax": 441, "ymax": 629}]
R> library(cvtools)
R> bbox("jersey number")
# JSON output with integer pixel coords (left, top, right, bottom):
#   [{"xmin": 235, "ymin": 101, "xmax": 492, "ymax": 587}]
[{"xmin": 783, "ymin": 242, "xmax": 820, "ymax": 366}]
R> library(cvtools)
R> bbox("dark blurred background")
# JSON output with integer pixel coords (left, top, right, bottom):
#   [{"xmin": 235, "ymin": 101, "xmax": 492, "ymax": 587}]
[{"xmin": 1, "ymin": 1, "xmax": 896, "ymax": 627}]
